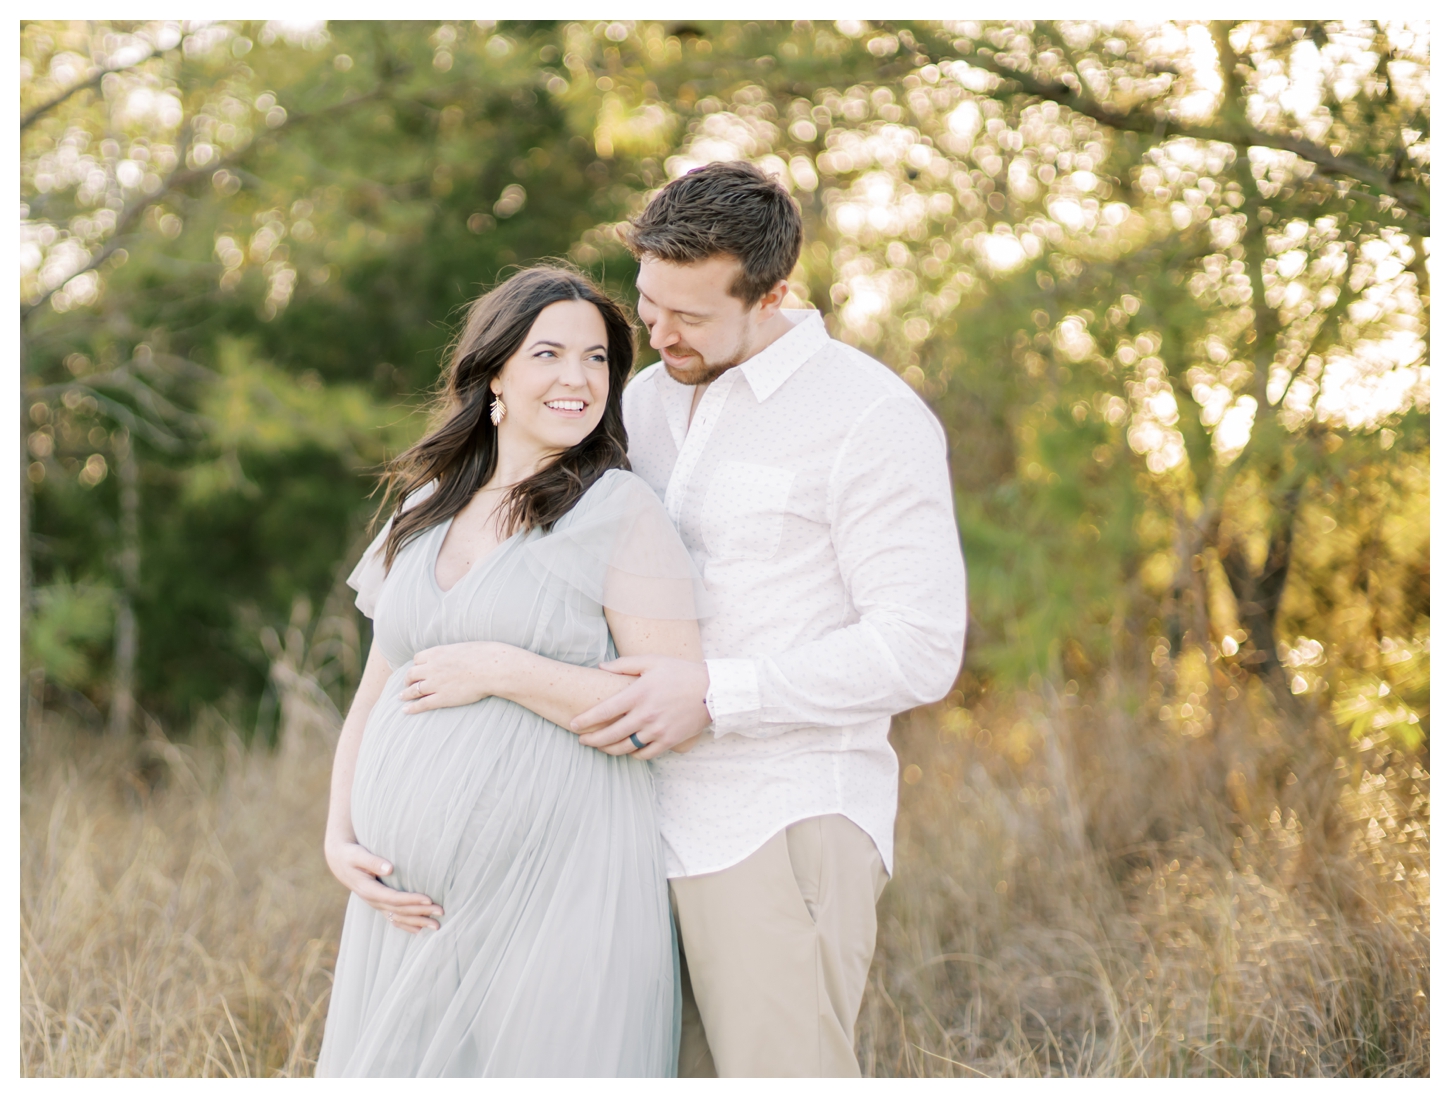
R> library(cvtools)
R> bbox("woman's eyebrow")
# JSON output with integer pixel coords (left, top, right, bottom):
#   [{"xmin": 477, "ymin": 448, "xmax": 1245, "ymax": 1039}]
[{"xmin": 529, "ymin": 340, "xmax": 607, "ymax": 352}]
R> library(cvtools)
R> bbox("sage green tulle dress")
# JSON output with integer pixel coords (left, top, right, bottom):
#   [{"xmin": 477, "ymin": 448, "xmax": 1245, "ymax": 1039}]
[{"xmin": 316, "ymin": 471, "xmax": 704, "ymax": 1077}]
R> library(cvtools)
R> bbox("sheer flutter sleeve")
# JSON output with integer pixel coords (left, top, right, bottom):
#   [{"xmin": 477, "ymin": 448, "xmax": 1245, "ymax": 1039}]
[
  {"xmin": 524, "ymin": 470, "xmax": 710, "ymax": 621},
  {"xmin": 346, "ymin": 482, "xmax": 436, "ymax": 619}
]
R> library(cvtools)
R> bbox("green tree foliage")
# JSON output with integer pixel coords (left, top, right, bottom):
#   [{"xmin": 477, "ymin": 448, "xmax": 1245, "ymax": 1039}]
[
  {"xmin": 21, "ymin": 20, "xmax": 1428, "ymax": 756},
  {"xmin": 26, "ymin": 577, "xmax": 115, "ymax": 689}
]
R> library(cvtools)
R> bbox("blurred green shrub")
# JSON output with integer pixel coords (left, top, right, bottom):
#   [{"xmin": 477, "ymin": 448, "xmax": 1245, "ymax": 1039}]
[{"xmin": 27, "ymin": 578, "xmax": 115, "ymax": 690}]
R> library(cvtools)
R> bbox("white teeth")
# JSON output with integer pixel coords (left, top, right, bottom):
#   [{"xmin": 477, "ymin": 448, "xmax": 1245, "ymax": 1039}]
[{"xmin": 546, "ymin": 400, "xmax": 585, "ymax": 411}]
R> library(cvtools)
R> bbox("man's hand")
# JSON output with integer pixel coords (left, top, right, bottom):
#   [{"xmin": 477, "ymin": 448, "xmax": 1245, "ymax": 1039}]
[
  {"xmin": 400, "ymin": 641, "xmax": 504, "ymax": 713},
  {"xmin": 572, "ymin": 655, "xmax": 711, "ymax": 761},
  {"xmin": 324, "ymin": 836, "xmax": 442, "ymax": 933}
]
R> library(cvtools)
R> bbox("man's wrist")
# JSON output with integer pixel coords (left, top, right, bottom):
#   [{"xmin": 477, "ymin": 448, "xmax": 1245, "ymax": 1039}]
[
  {"xmin": 702, "ymin": 657, "xmax": 760, "ymax": 736},
  {"xmin": 696, "ymin": 659, "xmax": 713, "ymax": 734},
  {"xmin": 654, "ymin": 659, "xmax": 711, "ymax": 746}
]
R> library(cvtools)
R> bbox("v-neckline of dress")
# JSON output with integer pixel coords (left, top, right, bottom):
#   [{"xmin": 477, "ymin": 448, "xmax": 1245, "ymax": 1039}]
[{"xmin": 429, "ymin": 517, "xmax": 524, "ymax": 596}]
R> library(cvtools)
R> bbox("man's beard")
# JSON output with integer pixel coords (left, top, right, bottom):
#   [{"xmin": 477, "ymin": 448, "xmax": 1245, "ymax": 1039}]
[{"xmin": 660, "ymin": 328, "xmax": 754, "ymax": 387}]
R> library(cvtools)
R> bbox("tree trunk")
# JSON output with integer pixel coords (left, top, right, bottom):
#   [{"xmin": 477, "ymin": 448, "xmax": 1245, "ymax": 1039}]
[
  {"xmin": 20, "ymin": 331, "xmax": 40, "ymax": 735},
  {"xmin": 108, "ymin": 429, "xmax": 140, "ymax": 738},
  {"xmin": 1225, "ymin": 148, "xmax": 1305, "ymax": 719},
  {"xmin": 20, "ymin": 418, "xmax": 31, "ymax": 603},
  {"xmin": 1220, "ymin": 484, "xmax": 1301, "ymax": 710}
]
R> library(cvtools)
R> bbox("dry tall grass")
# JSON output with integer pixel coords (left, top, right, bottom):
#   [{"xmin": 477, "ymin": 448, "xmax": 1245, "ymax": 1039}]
[
  {"xmin": 20, "ymin": 651, "xmax": 1428, "ymax": 1076},
  {"xmin": 860, "ymin": 680, "xmax": 1429, "ymax": 1077},
  {"xmin": 20, "ymin": 713, "xmax": 340, "ymax": 1076},
  {"xmin": 20, "ymin": 616, "xmax": 346, "ymax": 1078}
]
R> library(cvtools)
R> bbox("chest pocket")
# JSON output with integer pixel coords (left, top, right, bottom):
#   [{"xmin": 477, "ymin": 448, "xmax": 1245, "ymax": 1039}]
[{"xmin": 701, "ymin": 460, "xmax": 795, "ymax": 562}]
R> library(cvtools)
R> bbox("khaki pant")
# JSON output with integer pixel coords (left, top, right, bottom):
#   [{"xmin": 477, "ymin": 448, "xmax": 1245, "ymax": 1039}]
[{"xmin": 670, "ymin": 814, "xmax": 888, "ymax": 1077}]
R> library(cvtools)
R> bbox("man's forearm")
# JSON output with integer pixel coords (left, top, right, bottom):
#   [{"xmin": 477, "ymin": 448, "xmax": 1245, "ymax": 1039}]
[{"xmin": 706, "ymin": 610, "xmax": 964, "ymax": 738}]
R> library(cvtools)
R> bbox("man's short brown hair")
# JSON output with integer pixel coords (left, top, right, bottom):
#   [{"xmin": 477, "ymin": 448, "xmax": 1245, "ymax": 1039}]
[{"xmin": 624, "ymin": 160, "xmax": 804, "ymax": 305}]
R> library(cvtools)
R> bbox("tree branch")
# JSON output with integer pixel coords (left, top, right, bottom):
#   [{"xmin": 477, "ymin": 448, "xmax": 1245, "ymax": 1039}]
[
  {"xmin": 21, "ymin": 46, "xmax": 156, "ymax": 131},
  {"xmin": 959, "ymin": 48, "xmax": 1429, "ymax": 224},
  {"xmin": 27, "ymin": 359, "xmax": 194, "ymax": 411},
  {"xmin": 25, "ymin": 381, "xmax": 185, "ymax": 452},
  {"xmin": 20, "ymin": 85, "xmax": 390, "ymax": 326},
  {"xmin": 103, "ymin": 368, "xmax": 211, "ymax": 433},
  {"xmin": 1285, "ymin": 246, "xmax": 1358, "ymax": 389}
]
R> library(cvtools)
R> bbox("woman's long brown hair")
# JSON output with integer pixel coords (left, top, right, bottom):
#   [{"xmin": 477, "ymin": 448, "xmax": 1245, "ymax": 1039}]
[{"xmin": 376, "ymin": 264, "xmax": 636, "ymax": 569}]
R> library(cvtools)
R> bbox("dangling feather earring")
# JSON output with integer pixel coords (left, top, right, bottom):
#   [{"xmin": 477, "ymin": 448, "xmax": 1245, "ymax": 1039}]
[{"xmin": 490, "ymin": 395, "xmax": 507, "ymax": 426}]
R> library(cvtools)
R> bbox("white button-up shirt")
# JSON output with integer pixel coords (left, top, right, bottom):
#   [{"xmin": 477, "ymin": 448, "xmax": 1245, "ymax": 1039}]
[{"xmin": 623, "ymin": 309, "xmax": 967, "ymax": 879}]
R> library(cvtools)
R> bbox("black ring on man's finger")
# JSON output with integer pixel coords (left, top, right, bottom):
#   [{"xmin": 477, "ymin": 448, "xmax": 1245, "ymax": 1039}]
[{"xmin": 629, "ymin": 732, "xmax": 645, "ymax": 750}]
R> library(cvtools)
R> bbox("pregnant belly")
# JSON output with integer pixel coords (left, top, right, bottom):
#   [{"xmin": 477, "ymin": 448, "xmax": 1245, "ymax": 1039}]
[{"xmin": 349, "ymin": 676, "xmax": 653, "ymax": 911}]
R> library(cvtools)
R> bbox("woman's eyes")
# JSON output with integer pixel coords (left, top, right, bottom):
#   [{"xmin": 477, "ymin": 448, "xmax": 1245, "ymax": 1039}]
[{"xmin": 531, "ymin": 350, "xmax": 608, "ymax": 364}]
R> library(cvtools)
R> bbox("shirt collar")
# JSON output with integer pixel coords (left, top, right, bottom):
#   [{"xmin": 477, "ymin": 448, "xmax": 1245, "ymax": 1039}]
[{"xmin": 737, "ymin": 309, "xmax": 829, "ymax": 403}]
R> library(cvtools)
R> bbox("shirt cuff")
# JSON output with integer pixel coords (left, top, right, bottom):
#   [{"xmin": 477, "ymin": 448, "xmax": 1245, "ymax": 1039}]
[{"xmin": 703, "ymin": 657, "xmax": 760, "ymax": 737}]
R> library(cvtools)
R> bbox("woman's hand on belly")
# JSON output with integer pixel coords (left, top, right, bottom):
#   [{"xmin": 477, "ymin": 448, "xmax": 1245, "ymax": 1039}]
[
  {"xmin": 401, "ymin": 641, "xmax": 508, "ymax": 713},
  {"xmin": 324, "ymin": 835, "xmax": 443, "ymax": 933}
]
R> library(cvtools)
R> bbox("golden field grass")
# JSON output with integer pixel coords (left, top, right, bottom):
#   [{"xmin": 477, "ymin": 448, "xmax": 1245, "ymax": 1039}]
[
  {"xmin": 20, "ymin": 657, "xmax": 1428, "ymax": 1076},
  {"xmin": 861, "ymin": 679, "xmax": 1428, "ymax": 1076}
]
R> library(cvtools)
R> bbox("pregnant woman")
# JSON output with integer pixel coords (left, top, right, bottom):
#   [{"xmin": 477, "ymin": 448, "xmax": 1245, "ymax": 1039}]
[{"xmin": 315, "ymin": 266, "xmax": 706, "ymax": 1077}]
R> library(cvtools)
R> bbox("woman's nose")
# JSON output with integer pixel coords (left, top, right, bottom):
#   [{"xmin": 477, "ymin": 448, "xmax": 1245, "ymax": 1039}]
[{"xmin": 558, "ymin": 355, "xmax": 589, "ymax": 385}]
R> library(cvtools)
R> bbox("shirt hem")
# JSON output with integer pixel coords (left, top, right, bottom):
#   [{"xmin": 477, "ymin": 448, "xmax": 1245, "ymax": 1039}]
[{"xmin": 663, "ymin": 806, "xmax": 895, "ymax": 881}]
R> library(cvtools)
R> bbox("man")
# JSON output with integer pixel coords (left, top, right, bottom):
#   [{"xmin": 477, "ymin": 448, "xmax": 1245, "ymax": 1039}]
[{"xmin": 571, "ymin": 160, "xmax": 967, "ymax": 1078}]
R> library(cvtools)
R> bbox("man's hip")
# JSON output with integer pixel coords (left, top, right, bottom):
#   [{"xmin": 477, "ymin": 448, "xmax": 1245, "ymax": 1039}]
[{"xmin": 670, "ymin": 813, "xmax": 888, "ymax": 1077}]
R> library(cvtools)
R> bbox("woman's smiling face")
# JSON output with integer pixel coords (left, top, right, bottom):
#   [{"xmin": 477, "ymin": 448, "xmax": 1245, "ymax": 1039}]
[{"xmin": 491, "ymin": 298, "xmax": 610, "ymax": 461}]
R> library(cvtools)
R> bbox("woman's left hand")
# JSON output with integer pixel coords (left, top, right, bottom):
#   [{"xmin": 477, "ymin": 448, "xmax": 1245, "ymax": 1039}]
[{"xmin": 401, "ymin": 642, "xmax": 505, "ymax": 712}]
